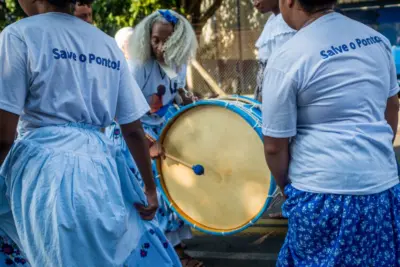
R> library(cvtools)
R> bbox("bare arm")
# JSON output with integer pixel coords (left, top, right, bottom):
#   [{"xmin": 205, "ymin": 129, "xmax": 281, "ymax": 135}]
[
  {"xmin": 263, "ymin": 136, "xmax": 291, "ymax": 194},
  {"xmin": 120, "ymin": 120, "xmax": 156, "ymax": 193},
  {"xmin": 0, "ymin": 110, "xmax": 19, "ymax": 166},
  {"xmin": 385, "ymin": 95, "xmax": 399, "ymax": 143}
]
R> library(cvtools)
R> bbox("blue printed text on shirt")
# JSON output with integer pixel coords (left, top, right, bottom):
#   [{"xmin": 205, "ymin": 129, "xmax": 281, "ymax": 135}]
[
  {"xmin": 52, "ymin": 48, "xmax": 120, "ymax": 70},
  {"xmin": 320, "ymin": 36, "xmax": 382, "ymax": 59}
]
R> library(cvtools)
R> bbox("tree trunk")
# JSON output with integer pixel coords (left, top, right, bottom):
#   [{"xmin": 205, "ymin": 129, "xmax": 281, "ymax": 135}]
[{"xmin": 182, "ymin": 0, "xmax": 223, "ymax": 34}]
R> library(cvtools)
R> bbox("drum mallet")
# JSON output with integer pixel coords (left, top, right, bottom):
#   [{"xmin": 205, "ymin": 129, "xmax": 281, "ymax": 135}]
[{"xmin": 164, "ymin": 153, "xmax": 205, "ymax": 176}]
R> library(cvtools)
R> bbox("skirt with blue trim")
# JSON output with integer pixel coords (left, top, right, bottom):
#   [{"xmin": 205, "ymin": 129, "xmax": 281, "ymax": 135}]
[
  {"xmin": 105, "ymin": 119, "xmax": 187, "ymax": 236},
  {"xmin": 0, "ymin": 123, "xmax": 180, "ymax": 267},
  {"xmin": 277, "ymin": 184, "xmax": 400, "ymax": 267}
]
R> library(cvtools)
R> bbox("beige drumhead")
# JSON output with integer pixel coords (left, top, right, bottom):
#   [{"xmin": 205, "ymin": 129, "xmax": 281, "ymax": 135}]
[{"xmin": 156, "ymin": 101, "xmax": 272, "ymax": 234}]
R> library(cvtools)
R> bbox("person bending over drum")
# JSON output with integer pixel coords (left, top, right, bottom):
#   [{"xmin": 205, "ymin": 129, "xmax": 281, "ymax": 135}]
[
  {"xmin": 262, "ymin": 0, "xmax": 400, "ymax": 265},
  {"xmin": 106, "ymin": 10, "xmax": 204, "ymax": 267}
]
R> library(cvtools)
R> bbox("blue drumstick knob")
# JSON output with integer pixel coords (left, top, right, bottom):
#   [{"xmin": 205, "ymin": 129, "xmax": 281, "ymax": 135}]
[
  {"xmin": 164, "ymin": 153, "xmax": 205, "ymax": 176},
  {"xmin": 192, "ymin": 165, "xmax": 205, "ymax": 175}
]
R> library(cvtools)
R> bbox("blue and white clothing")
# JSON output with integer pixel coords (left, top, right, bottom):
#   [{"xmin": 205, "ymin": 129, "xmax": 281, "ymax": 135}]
[
  {"xmin": 262, "ymin": 12, "xmax": 399, "ymax": 195},
  {"xmin": 0, "ymin": 229, "xmax": 29, "ymax": 266},
  {"xmin": 107, "ymin": 120, "xmax": 193, "ymax": 247},
  {"xmin": 262, "ymin": 12, "xmax": 400, "ymax": 265},
  {"xmin": 106, "ymin": 59, "xmax": 192, "ymax": 246},
  {"xmin": 128, "ymin": 59, "xmax": 187, "ymax": 127},
  {"xmin": 278, "ymin": 184, "xmax": 400, "ymax": 266},
  {"xmin": 254, "ymin": 13, "xmax": 296, "ymax": 102},
  {"xmin": 0, "ymin": 13, "xmax": 180, "ymax": 266}
]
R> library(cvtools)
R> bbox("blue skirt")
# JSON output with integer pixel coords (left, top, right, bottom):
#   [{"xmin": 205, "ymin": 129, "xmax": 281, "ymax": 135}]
[
  {"xmin": 277, "ymin": 184, "xmax": 400, "ymax": 266},
  {"xmin": 106, "ymin": 121, "xmax": 188, "ymax": 237},
  {"xmin": 0, "ymin": 230, "xmax": 29, "ymax": 266},
  {"xmin": 0, "ymin": 123, "xmax": 180, "ymax": 267}
]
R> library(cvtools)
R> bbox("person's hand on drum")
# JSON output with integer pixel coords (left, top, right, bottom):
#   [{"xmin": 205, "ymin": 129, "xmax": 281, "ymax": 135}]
[
  {"xmin": 135, "ymin": 189, "xmax": 159, "ymax": 220},
  {"xmin": 178, "ymin": 88, "xmax": 200, "ymax": 105},
  {"xmin": 149, "ymin": 141, "xmax": 165, "ymax": 159},
  {"xmin": 207, "ymin": 92, "xmax": 219, "ymax": 99}
]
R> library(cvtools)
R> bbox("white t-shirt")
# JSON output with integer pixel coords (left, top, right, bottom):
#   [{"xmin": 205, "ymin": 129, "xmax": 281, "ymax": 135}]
[
  {"xmin": 0, "ymin": 12, "xmax": 149, "ymax": 131},
  {"xmin": 254, "ymin": 13, "xmax": 296, "ymax": 101},
  {"xmin": 256, "ymin": 13, "xmax": 296, "ymax": 61},
  {"xmin": 127, "ymin": 59, "xmax": 186, "ymax": 126},
  {"xmin": 262, "ymin": 12, "xmax": 399, "ymax": 195}
]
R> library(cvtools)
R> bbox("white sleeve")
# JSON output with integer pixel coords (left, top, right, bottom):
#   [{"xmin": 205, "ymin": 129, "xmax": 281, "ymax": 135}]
[
  {"xmin": 0, "ymin": 27, "xmax": 29, "ymax": 115},
  {"xmin": 388, "ymin": 51, "xmax": 399, "ymax": 98},
  {"xmin": 262, "ymin": 67, "xmax": 298, "ymax": 138},
  {"xmin": 116, "ymin": 59, "xmax": 150, "ymax": 125}
]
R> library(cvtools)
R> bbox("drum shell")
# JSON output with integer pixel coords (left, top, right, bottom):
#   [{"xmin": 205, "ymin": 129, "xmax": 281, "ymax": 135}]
[{"xmin": 156, "ymin": 96, "xmax": 276, "ymax": 235}]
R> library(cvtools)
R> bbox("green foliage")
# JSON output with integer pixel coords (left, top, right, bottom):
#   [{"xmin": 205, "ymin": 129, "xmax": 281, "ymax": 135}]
[
  {"xmin": 0, "ymin": 0, "xmax": 221, "ymax": 36},
  {"xmin": 0, "ymin": 0, "xmax": 25, "ymax": 30},
  {"xmin": 0, "ymin": 0, "xmax": 184, "ymax": 35},
  {"xmin": 92, "ymin": 0, "xmax": 179, "ymax": 36}
]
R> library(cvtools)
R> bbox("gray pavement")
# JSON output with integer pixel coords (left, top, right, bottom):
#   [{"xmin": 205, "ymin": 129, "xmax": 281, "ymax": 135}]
[
  {"xmin": 185, "ymin": 234, "xmax": 284, "ymax": 267},
  {"xmin": 184, "ymin": 215, "xmax": 287, "ymax": 266}
]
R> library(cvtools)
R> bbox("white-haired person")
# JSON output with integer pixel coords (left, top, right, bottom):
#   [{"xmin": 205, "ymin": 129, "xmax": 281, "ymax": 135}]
[
  {"xmin": 115, "ymin": 27, "xmax": 134, "ymax": 59},
  {"xmin": 106, "ymin": 10, "xmax": 204, "ymax": 267}
]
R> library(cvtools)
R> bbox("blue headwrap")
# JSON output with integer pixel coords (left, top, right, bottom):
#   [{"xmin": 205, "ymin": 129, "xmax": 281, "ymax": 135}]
[{"xmin": 158, "ymin": 10, "xmax": 179, "ymax": 25}]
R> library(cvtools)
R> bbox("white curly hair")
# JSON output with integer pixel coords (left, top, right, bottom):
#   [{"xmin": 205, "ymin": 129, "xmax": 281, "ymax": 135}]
[
  {"xmin": 127, "ymin": 10, "xmax": 198, "ymax": 68},
  {"xmin": 115, "ymin": 27, "xmax": 134, "ymax": 51}
]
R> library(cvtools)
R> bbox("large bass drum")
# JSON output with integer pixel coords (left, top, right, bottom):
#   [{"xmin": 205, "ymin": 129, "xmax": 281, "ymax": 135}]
[{"xmin": 155, "ymin": 95, "xmax": 277, "ymax": 235}]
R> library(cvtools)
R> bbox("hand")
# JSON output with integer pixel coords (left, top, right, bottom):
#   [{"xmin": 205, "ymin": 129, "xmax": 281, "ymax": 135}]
[
  {"xmin": 207, "ymin": 93, "xmax": 219, "ymax": 99},
  {"xmin": 279, "ymin": 186, "xmax": 288, "ymax": 200},
  {"xmin": 134, "ymin": 189, "xmax": 159, "ymax": 221},
  {"xmin": 182, "ymin": 95, "xmax": 194, "ymax": 106},
  {"xmin": 149, "ymin": 142, "xmax": 164, "ymax": 159}
]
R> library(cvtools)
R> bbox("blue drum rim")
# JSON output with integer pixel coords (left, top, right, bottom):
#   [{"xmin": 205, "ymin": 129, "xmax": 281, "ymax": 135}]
[
  {"xmin": 217, "ymin": 95, "xmax": 262, "ymax": 120},
  {"xmin": 232, "ymin": 94, "xmax": 261, "ymax": 105},
  {"xmin": 156, "ymin": 99, "xmax": 276, "ymax": 236}
]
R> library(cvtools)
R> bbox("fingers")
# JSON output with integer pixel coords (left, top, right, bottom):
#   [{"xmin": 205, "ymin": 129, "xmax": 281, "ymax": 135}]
[
  {"xmin": 134, "ymin": 203, "xmax": 158, "ymax": 221},
  {"xmin": 160, "ymin": 145, "xmax": 166, "ymax": 160},
  {"xmin": 150, "ymin": 143, "xmax": 165, "ymax": 159},
  {"xmin": 149, "ymin": 143, "xmax": 162, "ymax": 159}
]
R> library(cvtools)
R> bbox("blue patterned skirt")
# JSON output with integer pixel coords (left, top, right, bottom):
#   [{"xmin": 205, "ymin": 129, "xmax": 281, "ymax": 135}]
[
  {"xmin": 0, "ymin": 230, "xmax": 29, "ymax": 266},
  {"xmin": 277, "ymin": 184, "xmax": 400, "ymax": 267},
  {"xmin": 0, "ymin": 123, "xmax": 180, "ymax": 267}
]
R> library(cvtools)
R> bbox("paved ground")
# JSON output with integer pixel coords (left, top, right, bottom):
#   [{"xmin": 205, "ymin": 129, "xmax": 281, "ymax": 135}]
[{"xmin": 185, "ymin": 217, "xmax": 287, "ymax": 266}]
